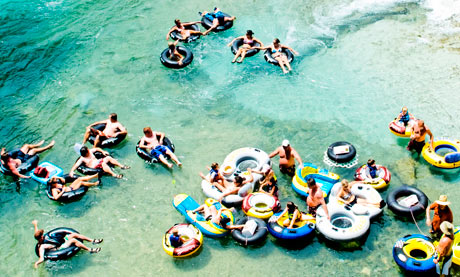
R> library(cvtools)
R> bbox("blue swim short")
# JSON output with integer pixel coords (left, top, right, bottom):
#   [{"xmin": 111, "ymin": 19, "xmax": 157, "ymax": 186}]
[{"xmin": 150, "ymin": 145, "xmax": 168, "ymax": 159}]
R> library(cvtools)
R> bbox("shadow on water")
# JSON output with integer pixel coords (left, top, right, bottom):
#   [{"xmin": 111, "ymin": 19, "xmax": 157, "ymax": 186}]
[
  {"xmin": 172, "ymin": 242, "xmax": 210, "ymax": 272},
  {"xmin": 46, "ymin": 253, "xmax": 93, "ymax": 275}
]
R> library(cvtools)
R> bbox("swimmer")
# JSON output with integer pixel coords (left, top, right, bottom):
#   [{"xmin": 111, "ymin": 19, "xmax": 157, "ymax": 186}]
[
  {"xmin": 32, "ymin": 220, "xmax": 102, "ymax": 268},
  {"xmin": 69, "ymin": 146, "xmax": 129, "ymax": 178},
  {"xmin": 1, "ymin": 140, "xmax": 55, "ymax": 179},
  {"xmin": 82, "ymin": 113, "xmax": 127, "ymax": 147},
  {"xmin": 407, "ymin": 119, "xmax": 434, "ymax": 154},
  {"xmin": 166, "ymin": 41, "xmax": 184, "ymax": 66},
  {"xmin": 269, "ymin": 201, "xmax": 313, "ymax": 228},
  {"xmin": 269, "ymin": 139, "xmax": 303, "ymax": 177},
  {"xmin": 256, "ymin": 38, "xmax": 298, "ymax": 73},
  {"xmin": 48, "ymin": 174, "xmax": 100, "ymax": 200},
  {"xmin": 227, "ymin": 30, "xmax": 263, "ymax": 63},
  {"xmin": 306, "ymin": 178, "xmax": 329, "ymax": 220},
  {"xmin": 200, "ymin": 7, "xmax": 235, "ymax": 36},
  {"xmin": 166, "ymin": 19, "xmax": 203, "ymax": 42},
  {"xmin": 138, "ymin": 127, "xmax": 182, "ymax": 168}
]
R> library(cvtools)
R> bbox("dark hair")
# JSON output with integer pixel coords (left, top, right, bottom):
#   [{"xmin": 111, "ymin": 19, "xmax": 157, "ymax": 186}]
[
  {"xmin": 274, "ymin": 38, "xmax": 280, "ymax": 44},
  {"xmin": 110, "ymin": 113, "xmax": 117, "ymax": 121},
  {"xmin": 211, "ymin": 162, "xmax": 219, "ymax": 170},
  {"xmin": 174, "ymin": 19, "xmax": 180, "ymax": 26},
  {"xmin": 246, "ymin": 30, "xmax": 254, "ymax": 36},
  {"xmin": 287, "ymin": 201, "xmax": 297, "ymax": 213},
  {"xmin": 367, "ymin": 159, "xmax": 375, "ymax": 167},
  {"xmin": 80, "ymin": 146, "xmax": 89, "ymax": 156},
  {"xmin": 234, "ymin": 176, "xmax": 244, "ymax": 185},
  {"xmin": 143, "ymin": 127, "xmax": 152, "ymax": 134},
  {"xmin": 168, "ymin": 43, "xmax": 176, "ymax": 51},
  {"xmin": 307, "ymin": 178, "xmax": 316, "ymax": 187},
  {"xmin": 34, "ymin": 229, "xmax": 44, "ymax": 242},
  {"xmin": 220, "ymin": 217, "xmax": 230, "ymax": 227},
  {"xmin": 1, "ymin": 153, "xmax": 9, "ymax": 164}
]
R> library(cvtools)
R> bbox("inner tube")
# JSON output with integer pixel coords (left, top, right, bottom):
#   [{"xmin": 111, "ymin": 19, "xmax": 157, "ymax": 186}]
[
  {"xmin": 291, "ymin": 162, "xmax": 340, "ymax": 198},
  {"xmin": 136, "ymin": 137, "xmax": 175, "ymax": 164},
  {"xmin": 87, "ymin": 123, "xmax": 126, "ymax": 148},
  {"xmin": 170, "ymin": 24, "xmax": 201, "ymax": 42},
  {"xmin": 231, "ymin": 38, "xmax": 261, "ymax": 57},
  {"xmin": 160, "ymin": 46, "xmax": 193, "ymax": 69},
  {"xmin": 35, "ymin": 227, "xmax": 81, "ymax": 261},
  {"xmin": 162, "ymin": 223, "xmax": 203, "ymax": 257},
  {"xmin": 393, "ymin": 234, "xmax": 436, "ymax": 273},
  {"xmin": 201, "ymin": 12, "xmax": 233, "ymax": 32},
  {"xmin": 326, "ymin": 141, "xmax": 357, "ymax": 163},
  {"xmin": 46, "ymin": 174, "xmax": 89, "ymax": 202},
  {"xmin": 387, "ymin": 186, "xmax": 428, "ymax": 217},
  {"xmin": 76, "ymin": 151, "xmax": 108, "ymax": 175},
  {"xmin": 264, "ymin": 49, "xmax": 294, "ymax": 66},
  {"xmin": 0, "ymin": 149, "xmax": 39, "ymax": 176},
  {"xmin": 267, "ymin": 211, "xmax": 315, "ymax": 241},
  {"xmin": 242, "ymin": 192, "xmax": 280, "ymax": 219},
  {"xmin": 231, "ymin": 217, "xmax": 268, "ymax": 246},
  {"xmin": 354, "ymin": 164, "xmax": 391, "ymax": 190}
]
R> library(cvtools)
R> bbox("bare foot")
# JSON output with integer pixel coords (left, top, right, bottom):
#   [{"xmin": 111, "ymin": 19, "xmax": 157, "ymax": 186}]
[
  {"xmin": 167, "ymin": 163, "xmax": 173, "ymax": 168},
  {"xmin": 46, "ymin": 140, "xmax": 55, "ymax": 149},
  {"xmin": 177, "ymin": 162, "xmax": 182, "ymax": 167}
]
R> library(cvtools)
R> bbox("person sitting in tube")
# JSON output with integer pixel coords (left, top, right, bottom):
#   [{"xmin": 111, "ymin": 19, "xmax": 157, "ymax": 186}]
[
  {"xmin": 166, "ymin": 41, "xmax": 184, "ymax": 66},
  {"xmin": 227, "ymin": 30, "xmax": 263, "ymax": 63},
  {"xmin": 69, "ymin": 146, "xmax": 129, "ymax": 179},
  {"xmin": 166, "ymin": 19, "xmax": 203, "ymax": 42},
  {"xmin": 82, "ymin": 113, "xmax": 127, "ymax": 147},
  {"xmin": 191, "ymin": 204, "xmax": 243, "ymax": 230},
  {"xmin": 256, "ymin": 38, "xmax": 299, "ymax": 74},
  {"xmin": 169, "ymin": 228, "xmax": 189, "ymax": 248},
  {"xmin": 395, "ymin": 106, "xmax": 415, "ymax": 127},
  {"xmin": 138, "ymin": 127, "xmax": 182, "ymax": 168},
  {"xmin": 337, "ymin": 179, "xmax": 386, "ymax": 208},
  {"xmin": 200, "ymin": 7, "xmax": 236, "ymax": 36},
  {"xmin": 32, "ymin": 220, "xmax": 102, "ymax": 268},
  {"xmin": 217, "ymin": 168, "xmax": 254, "ymax": 202},
  {"xmin": 199, "ymin": 162, "xmax": 229, "ymax": 192},
  {"xmin": 48, "ymin": 174, "xmax": 100, "ymax": 200},
  {"xmin": 362, "ymin": 159, "xmax": 382, "ymax": 182},
  {"xmin": 253, "ymin": 164, "xmax": 278, "ymax": 196},
  {"xmin": 269, "ymin": 201, "xmax": 312, "ymax": 228},
  {"xmin": 1, "ymin": 140, "xmax": 55, "ymax": 179}
]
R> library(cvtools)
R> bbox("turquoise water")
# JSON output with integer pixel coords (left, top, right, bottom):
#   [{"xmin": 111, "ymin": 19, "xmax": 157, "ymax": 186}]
[{"xmin": 1, "ymin": 0, "xmax": 460, "ymax": 275}]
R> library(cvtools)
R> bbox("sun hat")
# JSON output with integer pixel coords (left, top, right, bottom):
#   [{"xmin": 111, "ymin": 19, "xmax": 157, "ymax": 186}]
[
  {"xmin": 282, "ymin": 139, "xmax": 290, "ymax": 147},
  {"xmin": 440, "ymin": 221, "xmax": 454, "ymax": 236},
  {"xmin": 436, "ymin": 195, "xmax": 451, "ymax": 206}
]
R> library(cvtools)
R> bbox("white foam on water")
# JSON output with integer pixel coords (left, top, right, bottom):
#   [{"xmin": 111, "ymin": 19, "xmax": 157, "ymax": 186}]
[{"xmin": 423, "ymin": 0, "xmax": 460, "ymax": 42}]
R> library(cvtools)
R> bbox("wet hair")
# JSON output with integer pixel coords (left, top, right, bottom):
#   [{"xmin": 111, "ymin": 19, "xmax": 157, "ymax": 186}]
[
  {"xmin": 246, "ymin": 30, "xmax": 254, "ymax": 36},
  {"xmin": 367, "ymin": 159, "xmax": 376, "ymax": 167},
  {"xmin": 109, "ymin": 113, "xmax": 117, "ymax": 121},
  {"xmin": 287, "ymin": 201, "xmax": 297, "ymax": 213},
  {"xmin": 174, "ymin": 19, "xmax": 181, "ymax": 26},
  {"xmin": 274, "ymin": 38, "xmax": 280, "ymax": 44},
  {"xmin": 168, "ymin": 42, "xmax": 176, "ymax": 51},
  {"xmin": 220, "ymin": 217, "xmax": 231, "ymax": 227},
  {"xmin": 143, "ymin": 127, "xmax": 152, "ymax": 134},
  {"xmin": 80, "ymin": 146, "xmax": 89, "ymax": 157},
  {"xmin": 211, "ymin": 162, "xmax": 219, "ymax": 170},
  {"xmin": 1, "ymin": 152, "xmax": 9, "ymax": 164},
  {"xmin": 34, "ymin": 229, "xmax": 44, "ymax": 242},
  {"xmin": 307, "ymin": 178, "xmax": 316, "ymax": 187},
  {"xmin": 234, "ymin": 176, "xmax": 244, "ymax": 185}
]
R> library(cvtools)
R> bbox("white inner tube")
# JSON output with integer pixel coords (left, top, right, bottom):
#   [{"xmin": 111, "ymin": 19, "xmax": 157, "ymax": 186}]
[{"xmin": 248, "ymin": 193, "xmax": 275, "ymax": 211}]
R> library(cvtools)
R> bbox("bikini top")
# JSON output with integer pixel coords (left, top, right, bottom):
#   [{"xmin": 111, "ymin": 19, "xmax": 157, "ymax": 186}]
[
  {"xmin": 272, "ymin": 46, "xmax": 283, "ymax": 53},
  {"xmin": 244, "ymin": 37, "xmax": 254, "ymax": 45}
]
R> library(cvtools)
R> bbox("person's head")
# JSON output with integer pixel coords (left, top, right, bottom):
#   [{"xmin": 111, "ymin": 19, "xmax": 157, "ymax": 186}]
[
  {"xmin": 219, "ymin": 217, "xmax": 231, "ymax": 227},
  {"xmin": 401, "ymin": 106, "xmax": 408, "ymax": 115},
  {"xmin": 273, "ymin": 38, "xmax": 280, "ymax": 45},
  {"xmin": 440, "ymin": 221, "xmax": 454, "ymax": 239},
  {"xmin": 246, "ymin": 30, "xmax": 254, "ymax": 38},
  {"xmin": 418, "ymin": 120, "xmax": 425, "ymax": 128},
  {"xmin": 234, "ymin": 175, "xmax": 244, "ymax": 185},
  {"xmin": 34, "ymin": 229, "xmax": 44, "ymax": 242},
  {"xmin": 367, "ymin": 159, "xmax": 376, "ymax": 168},
  {"xmin": 307, "ymin": 178, "xmax": 316, "ymax": 188},
  {"xmin": 109, "ymin": 113, "xmax": 117, "ymax": 122},
  {"xmin": 143, "ymin": 127, "xmax": 153, "ymax": 136},
  {"xmin": 80, "ymin": 146, "xmax": 89, "ymax": 157},
  {"xmin": 172, "ymin": 229, "xmax": 179, "ymax": 236},
  {"xmin": 1, "ymin": 152, "xmax": 10, "ymax": 164},
  {"xmin": 341, "ymin": 179, "xmax": 350, "ymax": 190},
  {"xmin": 168, "ymin": 42, "xmax": 176, "ymax": 51},
  {"xmin": 174, "ymin": 19, "xmax": 181, "ymax": 26},
  {"xmin": 211, "ymin": 162, "xmax": 219, "ymax": 170},
  {"xmin": 282, "ymin": 139, "xmax": 290, "ymax": 150},
  {"xmin": 436, "ymin": 195, "xmax": 450, "ymax": 210},
  {"xmin": 286, "ymin": 201, "xmax": 297, "ymax": 213},
  {"xmin": 47, "ymin": 177, "xmax": 58, "ymax": 187}
]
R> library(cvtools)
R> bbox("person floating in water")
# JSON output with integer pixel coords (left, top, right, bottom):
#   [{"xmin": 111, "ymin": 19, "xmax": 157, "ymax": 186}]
[
  {"xmin": 269, "ymin": 139, "xmax": 303, "ymax": 177},
  {"xmin": 200, "ymin": 7, "xmax": 236, "ymax": 36},
  {"xmin": 227, "ymin": 30, "xmax": 263, "ymax": 63},
  {"xmin": 138, "ymin": 127, "xmax": 182, "ymax": 168},
  {"xmin": 1, "ymin": 140, "xmax": 55, "ymax": 179},
  {"xmin": 166, "ymin": 41, "xmax": 184, "ymax": 66},
  {"xmin": 407, "ymin": 119, "xmax": 434, "ymax": 154},
  {"xmin": 166, "ymin": 19, "xmax": 203, "ymax": 42},
  {"xmin": 48, "ymin": 174, "xmax": 100, "ymax": 200},
  {"xmin": 396, "ymin": 106, "xmax": 415, "ymax": 126},
  {"xmin": 82, "ymin": 113, "xmax": 127, "ymax": 147},
  {"xmin": 256, "ymin": 38, "xmax": 298, "ymax": 73},
  {"xmin": 306, "ymin": 178, "xmax": 329, "ymax": 220},
  {"xmin": 70, "ymin": 146, "xmax": 129, "ymax": 179}
]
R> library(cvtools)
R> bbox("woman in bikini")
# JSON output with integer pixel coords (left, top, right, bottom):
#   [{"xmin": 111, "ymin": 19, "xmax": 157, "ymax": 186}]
[
  {"xmin": 257, "ymin": 38, "xmax": 299, "ymax": 73},
  {"xmin": 166, "ymin": 19, "xmax": 203, "ymax": 42},
  {"xmin": 337, "ymin": 179, "xmax": 384, "ymax": 208},
  {"xmin": 48, "ymin": 174, "xmax": 100, "ymax": 200},
  {"xmin": 227, "ymin": 30, "xmax": 263, "ymax": 63},
  {"xmin": 271, "ymin": 201, "xmax": 311, "ymax": 228}
]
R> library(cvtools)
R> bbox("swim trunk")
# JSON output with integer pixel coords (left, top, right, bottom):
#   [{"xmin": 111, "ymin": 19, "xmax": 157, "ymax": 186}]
[
  {"xmin": 436, "ymin": 253, "xmax": 453, "ymax": 276},
  {"xmin": 59, "ymin": 235, "xmax": 72, "ymax": 249},
  {"xmin": 280, "ymin": 165, "xmax": 295, "ymax": 177},
  {"xmin": 95, "ymin": 159, "xmax": 104, "ymax": 169},
  {"xmin": 407, "ymin": 139, "xmax": 425, "ymax": 154},
  {"xmin": 308, "ymin": 204, "xmax": 320, "ymax": 218},
  {"xmin": 150, "ymin": 145, "xmax": 168, "ymax": 159},
  {"xmin": 10, "ymin": 150, "xmax": 30, "ymax": 162}
]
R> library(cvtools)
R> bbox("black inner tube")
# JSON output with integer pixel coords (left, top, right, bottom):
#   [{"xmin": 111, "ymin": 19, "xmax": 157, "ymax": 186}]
[
  {"xmin": 231, "ymin": 38, "xmax": 261, "ymax": 57},
  {"xmin": 264, "ymin": 48, "xmax": 294, "ymax": 66},
  {"xmin": 387, "ymin": 186, "xmax": 428, "ymax": 217},
  {"xmin": 201, "ymin": 12, "xmax": 233, "ymax": 31},
  {"xmin": 170, "ymin": 24, "xmax": 201, "ymax": 42},
  {"xmin": 326, "ymin": 141, "xmax": 357, "ymax": 163},
  {"xmin": 160, "ymin": 46, "xmax": 193, "ymax": 69}
]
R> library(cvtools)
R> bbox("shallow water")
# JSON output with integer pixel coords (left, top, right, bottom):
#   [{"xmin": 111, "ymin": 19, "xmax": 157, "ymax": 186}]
[{"xmin": 1, "ymin": 0, "xmax": 460, "ymax": 276}]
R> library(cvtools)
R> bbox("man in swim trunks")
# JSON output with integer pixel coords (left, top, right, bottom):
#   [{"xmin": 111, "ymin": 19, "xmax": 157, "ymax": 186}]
[
  {"xmin": 138, "ymin": 127, "xmax": 182, "ymax": 168},
  {"xmin": 166, "ymin": 19, "xmax": 203, "ymax": 42},
  {"xmin": 1, "ymin": 140, "xmax": 55, "ymax": 179},
  {"xmin": 426, "ymin": 195, "xmax": 453, "ymax": 238},
  {"xmin": 200, "ymin": 7, "xmax": 236, "ymax": 36},
  {"xmin": 32, "ymin": 220, "xmax": 102, "ymax": 268},
  {"xmin": 69, "ymin": 146, "xmax": 129, "ymax": 179},
  {"xmin": 82, "ymin": 113, "xmax": 127, "ymax": 147},
  {"xmin": 269, "ymin": 139, "xmax": 303, "ymax": 177},
  {"xmin": 407, "ymin": 119, "xmax": 434, "ymax": 155},
  {"xmin": 306, "ymin": 178, "xmax": 329, "ymax": 220}
]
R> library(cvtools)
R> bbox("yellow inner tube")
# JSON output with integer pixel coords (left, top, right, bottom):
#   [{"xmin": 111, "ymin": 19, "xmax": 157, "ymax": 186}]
[
  {"xmin": 276, "ymin": 212, "xmax": 315, "ymax": 228},
  {"xmin": 402, "ymin": 238, "xmax": 435, "ymax": 261},
  {"xmin": 422, "ymin": 139, "xmax": 460, "ymax": 169}
]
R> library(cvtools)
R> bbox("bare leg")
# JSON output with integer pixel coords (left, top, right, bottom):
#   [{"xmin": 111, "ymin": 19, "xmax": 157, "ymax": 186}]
[
  {"xmin": 77, "ymin": 174, "xmax": 99, "ymax": 182},
  {"xmin": 238, "ymin": 50, "xmax": 247, "ymax": 63},
  {"xmin": 191, "ymin": 204, "xmax": 206, "ymax": 213},
  {"xmin": 284, "ymin": 57, "xmax": 292, "ymax": 71},
  {"xmin": 232, "ymin": 48, "xmax": 243, "ymax": 63},
  {"xmin": 213, "ymin": 182, "xmax": 227, "ymax": 192},
  {"xmin": 289, "ymin": 210, "xmax": 300, "ymax": 228},
  {"xmin": 20, "ymin": 141, "xmax": 44, "ymax": 153},
  {"xmin": 165, "ymin": 149, "xmax": 182, "ymax": 166},
  {"xmin": 28, "ymin": 140, "xmax": 55, "ymax": 155},
  {"xmin": 104, "ymin": 156, "xmax": 124, "ymax": 168},
  {"xmin": 283, "ymin": 219, "xmax": 290, "ymax": 227},
  {"xmin": 68, "ymin": 233, "xmax": 94, "ymax": 242},
  {"xmin": 93, "ymin": 135, "xmax": 101, "ymax": 147},
  {"xmin": 82, "ymin": 128, "xmax": 93, "ymax": 144},
  {"xmin": 101, "ymin": 163, "xmax": 118, "ymax": 177},
  {"xmin": 158, "ymin": 155, "xmax": 173, "ymax": 168}
]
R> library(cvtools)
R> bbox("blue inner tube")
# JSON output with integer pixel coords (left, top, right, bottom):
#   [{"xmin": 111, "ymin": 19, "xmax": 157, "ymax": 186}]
[
  {"xmin": 170, "ymin": 24, "xmax": 201, "ymax": 42},
  {"xmin": 267, "ymin": 212, "xmax": 315, "ymax": 240},
  {"xmin": 200, "ymin": 12, "xmax": 233, "ymax": 32},
  {"xmin": 231, "ymin": 38, "xmax": 261, "ymax": 58},
  {"xmin": 326, "ymin": 141, "xmax": 357, "ymax": 163},
  {"xmin": 136, "ymin": 136, "xmax": 175, "ymax": 163},
  {"xmin": 46, "ymin": 174, "xmax": 89, "ymax": 202},
  {"xmin": 35, "ymin": 227, "xmax": 81, "ymax": 261},
  {"xmin": 0, "ymin": 149, "xmax": 39, "ymax": 176},
  {"xmin": 393, "ymin": 234, "xmax": 436, "ymax": 273},
  {"xmin": 387, "ymin": 185, "xmax": 428, "ymax": 217},
  {"xmin": 264, "ymin": 49, "xmax": 294, "ymax": 66},
  {"xmin": 231, "ymin": 217, "xmax": 267, "ymax": 246},
  {"xmin": 76, "ymin": 151, "xmax": 109, "ymax": 175},
  {"xmin": 87, "ymin": 123, "xmax": 126, "ymax": 148},
  {"xmin": 160, "ymin": 46, "xmax": 193, "ymax": 69}
]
